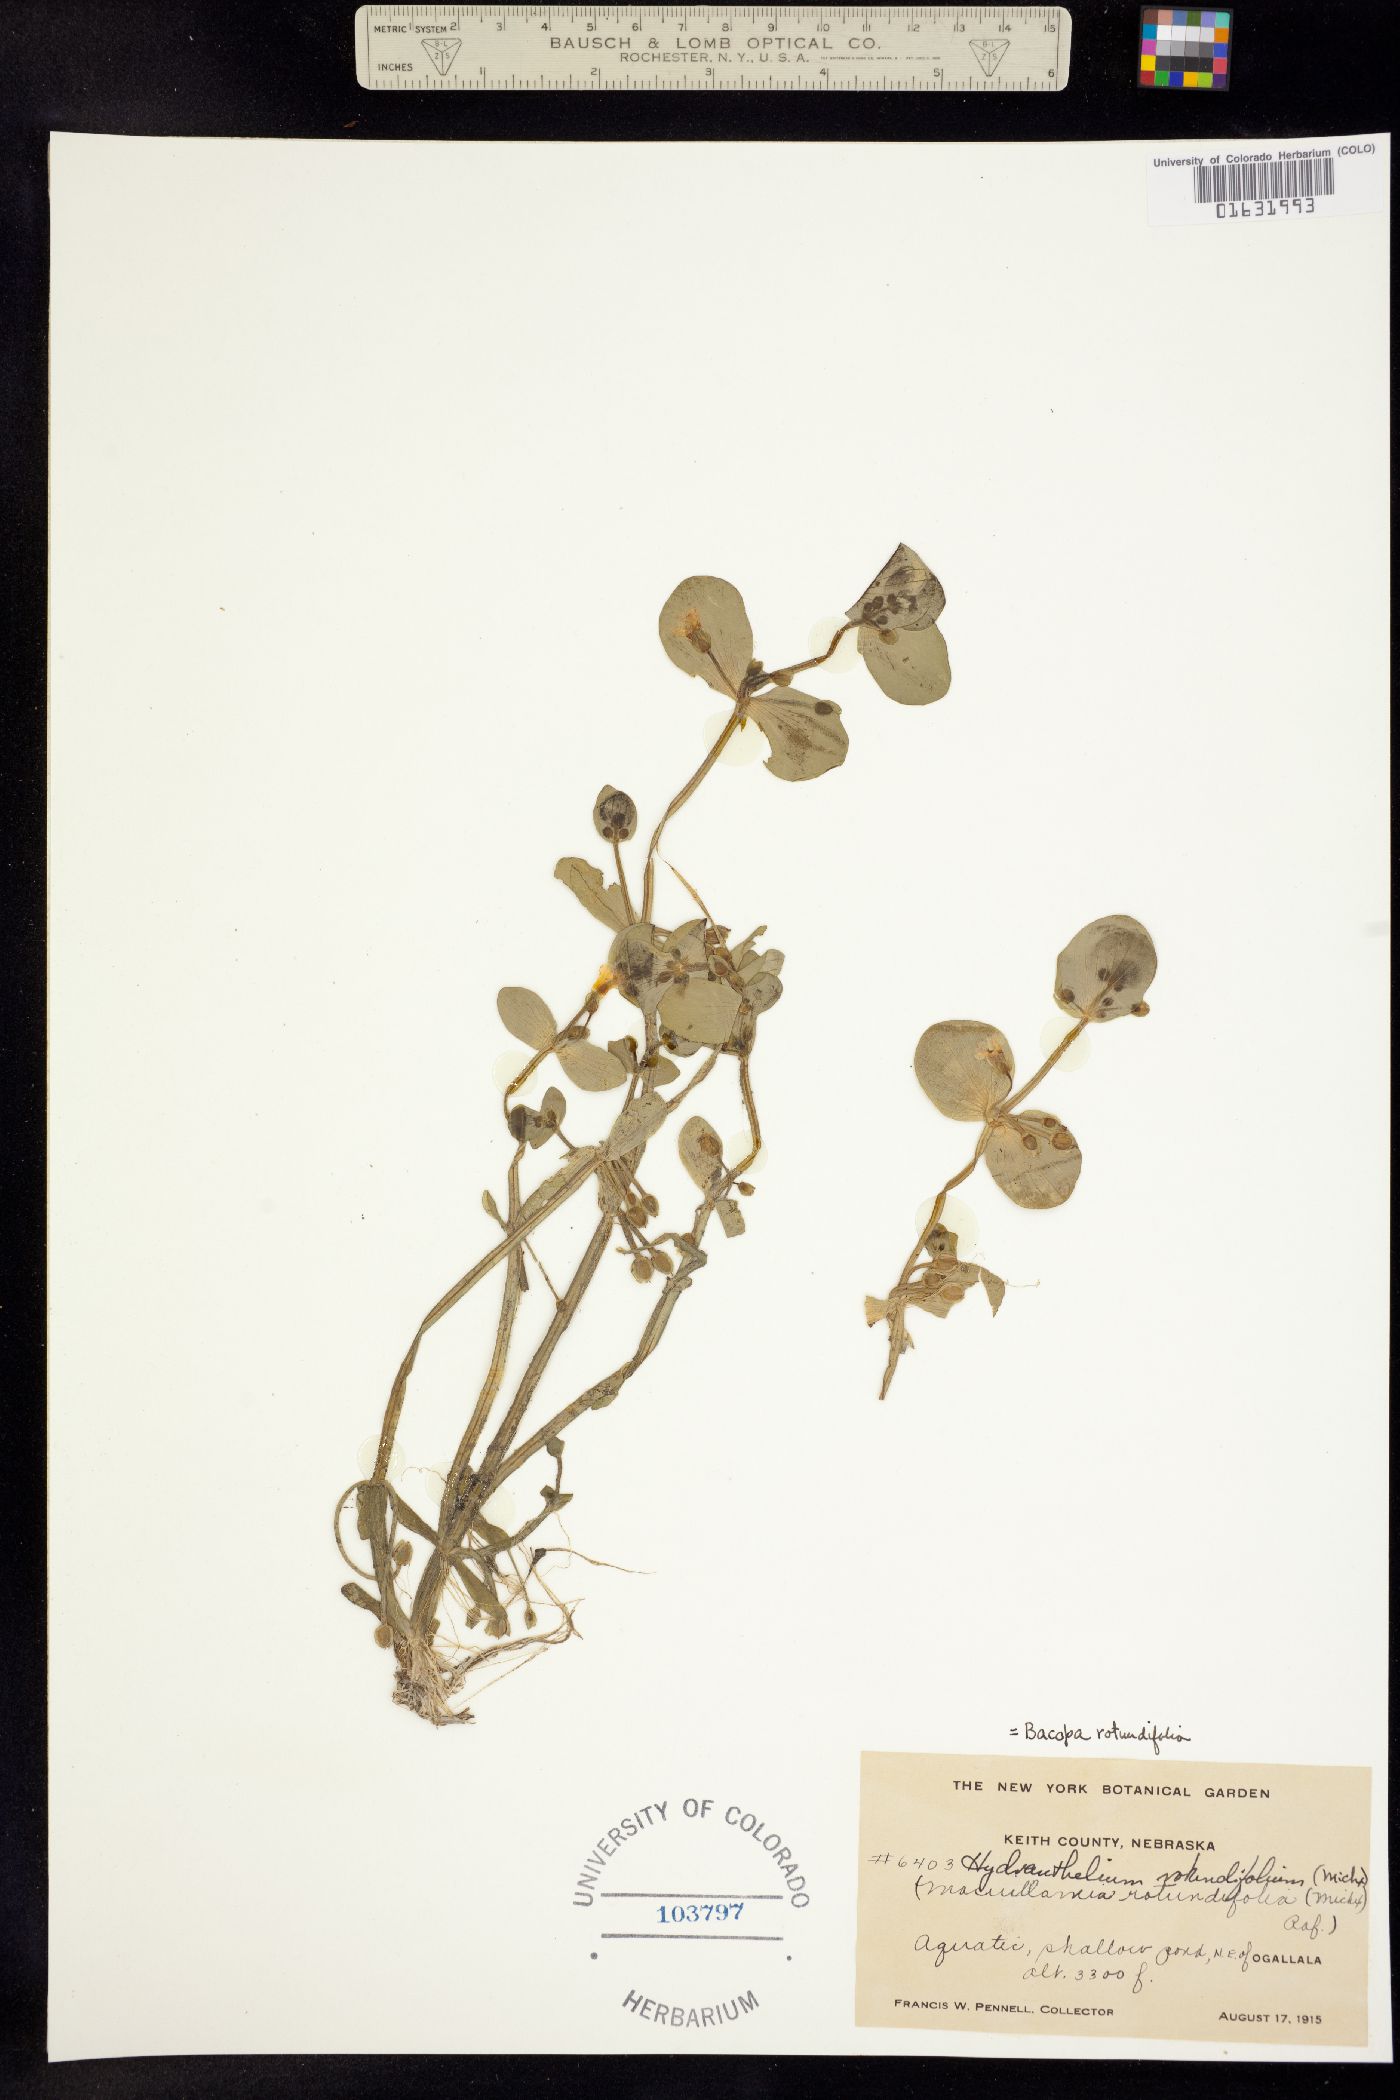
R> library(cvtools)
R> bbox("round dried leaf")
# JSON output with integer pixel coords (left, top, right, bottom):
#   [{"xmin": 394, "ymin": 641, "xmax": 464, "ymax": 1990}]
[
  {"xmin": 678, "ymin": 1114, "xmax": 726, "ymax": 1191},
  {"xmin": 858, "ymin": 621, "xmax": 952, "ymax": 706},
  {"xmin": 746, "ymin": 690, "xmax": 849, "ymax": 782},
  {"xmin": 846, "ymin": 542, "xmax": 946, "ymax": 632},
  {"xmin": 556, "ymin": 1039, "xmax": 628, "ymax": 1092},
  {"xmin": 1054, "ymin": 915, "xmax": 1157, "ymax": 1022},
  {"xmin": 913, "ymin": 1020, "xmax": 1015, "ymax": 1121},
  {"xmin": 985, "ymin": 1111, "xmax": 1082, "ymax": 1209},
  {"xmin": 497, "ymin": 986, "xmax": 556, "ymax": 1051},
  {"xmin": 658, "ymin": 975, "xmax": 742, "ymax": 1049},
  {"xmin": 658, "ymin": 575, "xmax": 754, "ymax": 698}
]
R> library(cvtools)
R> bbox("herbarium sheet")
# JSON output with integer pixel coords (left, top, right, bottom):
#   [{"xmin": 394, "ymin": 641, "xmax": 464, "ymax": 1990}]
[{"xmin": 47, "ymin": 134, "xmax": 1391, "ymax": 2062}]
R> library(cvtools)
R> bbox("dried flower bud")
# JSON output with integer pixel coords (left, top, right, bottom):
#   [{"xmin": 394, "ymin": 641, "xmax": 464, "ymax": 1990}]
[
  {"xmin": 630, "ymin": 1254, "xmax": 653, "ymax": 1283},
  {"xmin": 593, "ymin": 784, "xmax": 638, "ymax": 844}
]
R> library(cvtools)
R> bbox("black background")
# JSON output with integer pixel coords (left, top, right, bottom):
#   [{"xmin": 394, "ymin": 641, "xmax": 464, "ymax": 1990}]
[{"xmin": 1, "ymin": 2, "xmax": 1393, "ymax": 2095}]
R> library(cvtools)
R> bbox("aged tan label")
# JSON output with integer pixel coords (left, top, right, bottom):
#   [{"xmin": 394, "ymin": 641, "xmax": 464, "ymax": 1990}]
[{"xmin": 856, "ymin": 1754, "xmax": 1370, "ymax": 2046}]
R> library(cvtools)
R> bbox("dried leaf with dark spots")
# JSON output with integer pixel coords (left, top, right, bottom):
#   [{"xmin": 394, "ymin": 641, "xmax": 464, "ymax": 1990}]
[
  {"xmin": 592, "ymin": 784, "xmax": 638, "ymax": 843},
  {"xmin": 658, "ymin": 974, "xmax": 742, "ymax": 1049},
  {"xmin": 746, "ymin": 689, "xmax": 849, "ymax": 782},
  {"xmin": 608, "ymin": 921, "xmax": 670, "ymax": 1014},
  {"xmin": 847, "ymin": 542, "xmax": 946, "ymax": 632},
  {"xmin": 1054, "ymin": 916, "xmax": 1157, "ymax": 1022},
  {"xmin": 985, "ymin": 1110, "xmax": 1082, "ymax": 1208},
  {"xmin": 506, "ymin": 1083, "xmax": 566, "ymax": 1148}
]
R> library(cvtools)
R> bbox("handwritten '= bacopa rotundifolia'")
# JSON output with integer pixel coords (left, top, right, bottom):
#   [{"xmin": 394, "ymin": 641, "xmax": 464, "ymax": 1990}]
[
  {"xmin": 867, "ymin": 915, "xmax": 1158, "ymax": 1400},
  {"xmin": 335, "ymin": 544, "xmax": 955, "ymax": 1724}
]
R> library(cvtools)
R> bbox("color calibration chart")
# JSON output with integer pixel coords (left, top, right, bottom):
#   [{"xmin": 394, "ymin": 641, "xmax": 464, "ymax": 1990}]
[{"xmin": 1139, "ymin": 7, "xmax": 1232, "ymax": 91}]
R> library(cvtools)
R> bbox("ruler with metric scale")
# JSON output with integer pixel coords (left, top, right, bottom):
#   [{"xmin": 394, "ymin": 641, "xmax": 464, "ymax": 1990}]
[{"xmin": 354, "ymin": 5, "xmax": 1072, "ymax": 92}]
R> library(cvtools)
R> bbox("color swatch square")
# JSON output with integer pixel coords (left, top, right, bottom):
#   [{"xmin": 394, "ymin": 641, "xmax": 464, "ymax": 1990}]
[{"xmin": 1139, "ymin": 5, "xmax": 1232, "ymax": 89}]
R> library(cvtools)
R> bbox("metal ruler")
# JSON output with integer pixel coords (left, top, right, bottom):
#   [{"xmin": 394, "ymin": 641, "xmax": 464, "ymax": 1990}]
[{"xmin": 354, "ymin": 6, "xmax": 1072, "ymax": 92}]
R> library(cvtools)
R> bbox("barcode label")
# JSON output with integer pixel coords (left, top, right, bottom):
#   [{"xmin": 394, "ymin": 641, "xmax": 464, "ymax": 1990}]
[
  {"xmin": 1148, "ymin": 133, "xmax": 1387, "ymax": 228},
  {"xmin": 1192, "ymin": 155, "xmax": 1335, "ymax": 204}
]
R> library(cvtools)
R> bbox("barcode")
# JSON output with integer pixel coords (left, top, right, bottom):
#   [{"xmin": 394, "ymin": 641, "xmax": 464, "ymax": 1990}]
[{"xmin": 1193, "ymin": 155, "xmax": 1335, "ymax": 205}]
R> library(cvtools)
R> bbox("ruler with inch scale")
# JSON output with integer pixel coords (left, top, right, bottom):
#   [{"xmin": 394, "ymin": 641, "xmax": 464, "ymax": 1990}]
[{"xmin": 354, "ymin": 6, "xmax": 1072, "ymax": 92}]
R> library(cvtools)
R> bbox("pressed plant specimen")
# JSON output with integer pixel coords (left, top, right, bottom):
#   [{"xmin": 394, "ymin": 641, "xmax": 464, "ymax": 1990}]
[
  {"xmin": 336, "ymin": 545, "xmax": 953, "ymax": 1724},
  {"xmin": 866, "ymin": 915, "xmax": 1158, "ymax": 1399}
]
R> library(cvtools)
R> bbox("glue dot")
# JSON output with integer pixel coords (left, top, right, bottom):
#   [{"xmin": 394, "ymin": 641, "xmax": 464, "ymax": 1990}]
[
  {"xmin": 727, "ymin": 1135, "xmax": 768, "ymax": 1172},
  {"xmin": 357, "ymin": 1436, "xmax": 405, "ymax": 1485},
  {"xmin": 913, "ymin": 1194, "xmax": 980, "ymax": 1254},
  {"xmin": 493, "ymin": 1050, "xmax": 525, "ymax": 1091},
  {"xmin": 806, "ymin": 618, "xmax": 859, "ymax": 673},
  {"xmin": 479, "ymin": 1484, "xmax": 518, "ymax": 1531},
  {"xmin": 704, "ymin": 711, "xmax": 764, "ymax": 766},
  {"xmin": 1040, "ymin": 1017, "xmax": 1091, "ymax": 1071}
]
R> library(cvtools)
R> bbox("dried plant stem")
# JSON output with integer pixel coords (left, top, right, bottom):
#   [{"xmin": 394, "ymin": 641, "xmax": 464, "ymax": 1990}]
[
  {"xmin": 999, "ymin": 1017, "xmax": 1088, "ymax": 1115},
  {"xmin": 663, "ymin": 1048, "xmax": 721, "ymax": 1114},
  {"xmin": 640, "ymin": 702, "xmax": 742, "ymax": 920},
  {"xmin": 411, "ymin": 1211, "xmax": 617, "ymax": 1640},
  {"xmin": 439, "ymin": 1149, "xmax": 529, "ymax": 1515},
  {"xmin": 733, "ymin": 1056, "xmax": 762, "ymax": 1177},
  {"xmin": 372, "ymin": 1146, "xmax": 601, "ymax": 1480},
  {"xmin": 878, "ymin": 1018, "xmax": 1088, "ymax": 1401},
  {"xmin": 754, "ymin": 620, "xmax": 857, "ymax": 690},
  {"xmin": 492, "ymin": 1217, "xmax": 712, "ymax": 1489},
  {"xmin": 345, "ymin": 546, "xmax": 956, "ymax": 1722},
  {"xmin": 611, "ymin": 839, "xmax": 636, "ymax": 922}
]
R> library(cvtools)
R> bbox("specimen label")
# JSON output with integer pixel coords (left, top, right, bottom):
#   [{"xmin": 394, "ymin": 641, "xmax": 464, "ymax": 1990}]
[
  {"xmin": 354, "ymin": 6, "xmax": 1072, "ymax": 92},
  {"xmin": 1146, "ymin": 133, "xmax": 1389, "ymax": 226},
  {"xmin": 856, "ymin": 1753, "xmax": 1371, "ymax": 2044}
]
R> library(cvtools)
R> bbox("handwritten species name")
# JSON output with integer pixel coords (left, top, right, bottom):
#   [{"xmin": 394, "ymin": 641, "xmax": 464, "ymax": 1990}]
[
  {"xmin": 1016, "ymin": 1720, "xmax": 1191, "ymax": 1757},
  {"xmin": 880, "ymin": 1848, "xmax": 1367, "ymax": 1926}
]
